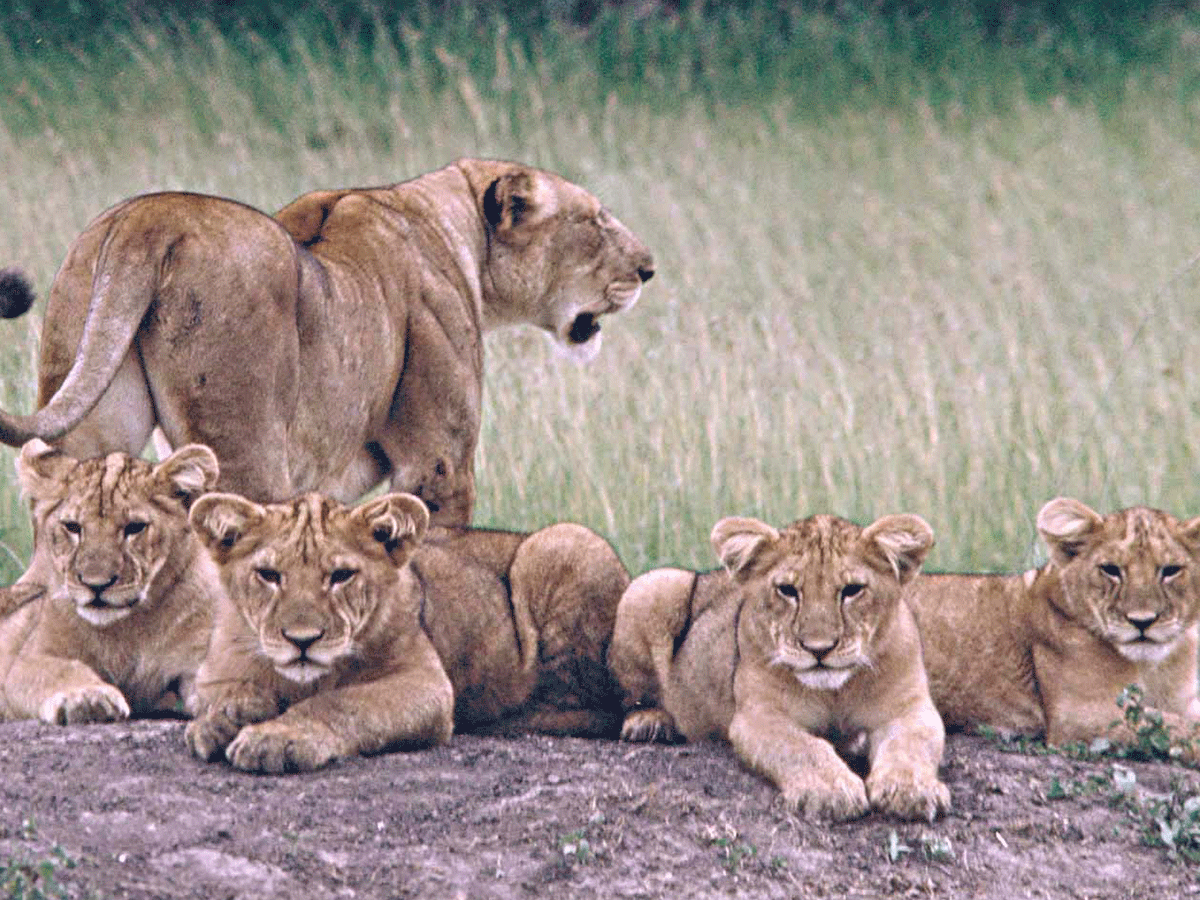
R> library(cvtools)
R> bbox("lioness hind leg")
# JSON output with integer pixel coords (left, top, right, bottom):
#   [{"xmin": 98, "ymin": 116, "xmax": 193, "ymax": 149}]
[{"xmin": 608, "ymin": 568, "xmax": 697, "ymax": 713}]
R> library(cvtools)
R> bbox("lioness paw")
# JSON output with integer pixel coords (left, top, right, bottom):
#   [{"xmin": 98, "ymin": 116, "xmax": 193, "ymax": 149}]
[
  {"xmin": 866, "ymin": 769, "xmax": 951, "ymax": 822},
  {"xmin": 186, "ymin": 713, "xmax": 240, "ymax": 762},
  {"xmin": 40, "ymin": 684, "xmax": 130, "ymax": 725},
  {"xmin": 782, "ymin": 772, "xmax": 870, "ymax": 822},
  {"xmin": 620, "ymin": 708, "xmax": 680, "ymax": 743},
  {"xmin": 226, "ymin": 721, "xmax": 342, "ymax": 774}
]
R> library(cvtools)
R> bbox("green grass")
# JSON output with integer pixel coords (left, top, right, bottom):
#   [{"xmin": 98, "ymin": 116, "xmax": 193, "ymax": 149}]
[{"xmin": 2, "ymin": 1, "xmax": 1200, "ymax": 581}]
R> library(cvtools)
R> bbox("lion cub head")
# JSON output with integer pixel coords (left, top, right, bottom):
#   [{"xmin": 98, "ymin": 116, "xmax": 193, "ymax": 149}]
[
  {"xmin": 17, "ymin": 438, "xmax": 219, "ymax": 627},
  {"xmin": 1038, "ymin": 497, "xmax": 1200, "ymax": 664},
  {"xmin": 713, "ymin": 513, "xmax": 935, "ymax": 690},
  {"xmin": 471, "ymin": 160, "xmax": 655, "ymax": 363},
  {"xmin": 190, "ymin": 492, "xmax": 429, "ymax": 684}
]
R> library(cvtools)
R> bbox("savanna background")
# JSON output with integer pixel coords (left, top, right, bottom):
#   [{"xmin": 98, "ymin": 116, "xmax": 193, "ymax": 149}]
[
  {"xmin": 2, "ymin": 3, "xmax": 1200, "ymax": 897},
  {"xmin": 3, "ymin": 0, "xmax": 1200, "ymax": 583}
]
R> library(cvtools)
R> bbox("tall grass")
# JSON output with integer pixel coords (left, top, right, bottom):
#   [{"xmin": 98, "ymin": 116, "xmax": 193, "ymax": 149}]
[{"xmin": 1, "ymin": 1, "xmax": 1200, "ymax": 581}]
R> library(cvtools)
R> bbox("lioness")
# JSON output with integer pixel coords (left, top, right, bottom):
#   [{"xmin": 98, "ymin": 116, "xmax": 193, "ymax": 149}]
[
  {"xmin": 907, "ymin": 497, "xmax": 1200, "ymax": 759},
  {"xmin": 608, "ymin": 513, "xmax": 949, "ymax": 821},
  {"xmin": 185, "ymin": 491, "xmax": 629, "ymax": 773},
  {"xmin": 0, "ymin": 439, "xmax": 222, "ymax": 724},
  {"xmin": 0, "ymin": 159, "xmax": 654, "ymax": 524}
]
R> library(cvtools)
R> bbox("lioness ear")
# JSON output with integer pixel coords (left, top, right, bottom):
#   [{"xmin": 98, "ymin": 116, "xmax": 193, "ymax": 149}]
[
  {"xmin": 154, "ymin": 444, "xmax": 220, "ymax": 509},
  {"xmin": 483, "ymin": 169, "xmax": 553, "ymax": 235},
  {"xmin": 1037, "ymin": 497, "xmax": 1103, "ymax": 564},
  {"xmin": 355, "ymin": 492, "xmax": 429, "ymax": 565},
  {"xmin": 15, "ymin": 438, "xmax": 74, "ymax": 500},
  {"xmin": 189, "ymin": 493, "xmax": 265, "ymax": 560},
  {"xmin": 860, "ymin": 514, "xmax": 935, "ymax": 584},
  {"xmin": 710, "ymin": 517, "xmax": 780, "ymax": 578}
]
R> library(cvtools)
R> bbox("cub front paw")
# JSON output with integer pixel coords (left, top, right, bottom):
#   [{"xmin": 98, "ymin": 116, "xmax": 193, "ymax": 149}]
[
  {"xmin": 187, "ymin": 695, "xmax": 279, "ymax": 762},
  {"xmin": 40, "ymin": 684, "xmax": 130, "ymax": 725},
  {"xmin": 226, "ymin": 721, "xmax": 342, "ymax": 774},
  {"xmin": 620, "ymin": 708, "xmax": 681, "ymax": 743},
  {"xmin": 867, "ymin": 768, "xmax": 951, "ymax": 822},
  {"xmin": 782, "ymin": 771, "xmax": 870, "ymax": 822}
]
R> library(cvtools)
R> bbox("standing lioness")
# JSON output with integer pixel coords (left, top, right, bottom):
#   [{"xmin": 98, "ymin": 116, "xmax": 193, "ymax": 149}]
[
  {"xmin": 0, "ymin": 158, "xmax": 654, "ymax": 524},
  {"xmin": 609, "ymin": 513, "xmax": 949, "ymax": 821},
  {"xmin": 907, "ymin": 497, "xmax": 1200, "ymax": 760},
  {"xmin": 185, "ymin": 491, "xmax": 629, "ymax": 773}
]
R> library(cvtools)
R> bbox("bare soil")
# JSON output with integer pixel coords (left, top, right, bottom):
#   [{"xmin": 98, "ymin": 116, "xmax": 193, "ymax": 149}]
[{"xmin": 0, "ymin": 720, "xmax": 1196, "ymax": 899}]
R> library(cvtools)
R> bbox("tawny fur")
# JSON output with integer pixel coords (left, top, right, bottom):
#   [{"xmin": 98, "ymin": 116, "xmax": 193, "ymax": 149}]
[
  {"xmin": 0, "ymin": 159, "xmax": 654, "ymax": 525},
  {"xmin": 0, "ymin": 440, "xmax": 222, "ymax": 724},
  {"xmin": 907, "ymin": 498, "xmax": 1200, "ymax": 761},
  {"xmin": 186, "ymin": 492, "xmax": 629, "ymax": 774},
  {"xmin": 609, "ymin": 513, "xmax": 949, "ymax": 822}
]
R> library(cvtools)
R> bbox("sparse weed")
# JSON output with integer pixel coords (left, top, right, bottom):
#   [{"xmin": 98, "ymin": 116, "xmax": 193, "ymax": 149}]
[
  {"xmin": 710, "ymin": 835, "xmax": 757, "ymax": 873},
  {"xmin": 0, "ymin": 845, "xmax": 76, "ymax": 900}
]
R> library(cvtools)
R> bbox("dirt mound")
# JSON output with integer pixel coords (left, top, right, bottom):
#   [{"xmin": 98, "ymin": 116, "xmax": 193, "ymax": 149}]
[{"xmin": 0, "ymin": 721, "xmax": 1195, "ymax": 898}]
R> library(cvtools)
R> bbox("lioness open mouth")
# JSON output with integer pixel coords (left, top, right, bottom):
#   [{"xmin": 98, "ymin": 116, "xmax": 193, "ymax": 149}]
[{"xmin": 568, "ymin": 313, "xmax": 600, "ymax": 344}]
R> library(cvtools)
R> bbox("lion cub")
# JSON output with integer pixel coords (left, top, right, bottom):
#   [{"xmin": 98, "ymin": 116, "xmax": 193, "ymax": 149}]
[
  {"xmin": 0, "ymin": 439, "xmax": 221, "ymax": 723},
  {"xmin": 609, "ymin": 513, "xmax": 949, "ymax": 822},
  {"xmin": 907, "ymin": 497, "xmax": 1200, "ymax": 759},
  {"xmin": 185, "ymin": 491, "xmax": 629, "ymax": 773}
]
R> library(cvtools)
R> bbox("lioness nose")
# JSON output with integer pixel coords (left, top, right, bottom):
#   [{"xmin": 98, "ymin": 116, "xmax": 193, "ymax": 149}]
[
  {"xmin": 1126, "ymin": 611, "xmax": 1159, "ymax": 632},
  {"xmin": 800, "ymin": 638, "xmax": 837, "ymax": 661},
  {"xmin": 282, "ymin": 627, "xmax": 325, "ymax": 653},
  {"xmin": 80, "ymin": 573, "xmax": 118, "ymax": 595}
]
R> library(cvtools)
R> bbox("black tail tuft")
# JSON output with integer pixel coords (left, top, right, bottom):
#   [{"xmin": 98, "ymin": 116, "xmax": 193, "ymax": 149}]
[{"xmin": 0, "ymin": 268, "xmax": 36, "ymax": 319}]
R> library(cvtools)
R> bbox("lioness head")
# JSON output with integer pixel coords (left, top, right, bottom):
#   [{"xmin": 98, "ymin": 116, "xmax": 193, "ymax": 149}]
[
  {"xmin": 190, "ymin": 492, "xmax": 429, "ymax": 684},
  {"xmin": 1038, "ymin": 497, "xmax": 1200, "ymax": 664},
  {"xmin": 16, "ymin": 438, "xmax": 219, "ymax": 627},
  {"xmin": 468, "ymin": 160, "xmax": 654, "ymax": 363},
  {"xmin": 712, "ymin": 513, "xmax": 934, "ymax": 690}
]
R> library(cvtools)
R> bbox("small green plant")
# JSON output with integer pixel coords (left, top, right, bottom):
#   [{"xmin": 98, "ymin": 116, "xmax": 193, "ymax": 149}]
[
  {"xmin": 1114, "ymin": 685, "xmax": 1197, "ymax": 763},
  {"xmin": 0, "ymin": 845, "xmax": 77, "ymax": 900},
  {"xmin": 557, "ymin": 829, "xmax": 593, "ymax": 865},
  {"xmin": 710, "ymin": 835, "xmax": 757, "ymax": 873},
  {"xmin": 1142, "ymin": 791, "xmax": 1200, "ymax": 864}
]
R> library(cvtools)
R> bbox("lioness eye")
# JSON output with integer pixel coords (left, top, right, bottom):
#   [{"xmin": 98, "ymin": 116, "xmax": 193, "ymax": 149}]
[
  {"xmin": 841, "ymin": 583, "xmax": 865, "ymax": 602},
  {"xmin": 123, "ymin": 521, "xmax": 147, "ymax": 537},
  {"xmin": 1099, "ymin": 563, "xmax": 1122, "ymax": 580},
  {"xmin": 255, "ymin": 568, "xmax": 282, "ymax": 585},
  {"xmin": 774, "ymin": 583, "xmax": 799, "ymax": 601},
  {"xmin": 1161, "ymin": 564, "xmax": 1183, "ymax": 580},
  {"xmin": 62, "ymin": 521, "xmax": 82, "ymax": 535},
  {"xmin": 329, "ymin": 568, "xmax": 357, "ymax": 586}
]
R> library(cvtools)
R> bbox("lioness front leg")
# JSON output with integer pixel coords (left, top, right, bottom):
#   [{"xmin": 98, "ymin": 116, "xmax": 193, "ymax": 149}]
[
  {"xmin": 728, "ymin": 708, "xmax": 868, "ymax": 821},
  {"xmin": 6, "ymin": 653, "xmax": 130, "ymax": 725},
  {"xmin": 226, "ymin": 664, "xmax": 455, "ymax": 774},
  {"xmin": 865, "ymin": 706, "xmax": 951, "ymax": 822},
  {"xmin": 185, "ymin": 690, "xmax": 282, "ymax": 762}
]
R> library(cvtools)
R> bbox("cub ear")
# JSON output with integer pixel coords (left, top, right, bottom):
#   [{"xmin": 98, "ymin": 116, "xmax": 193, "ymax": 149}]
[
  {"xmin": 482, "ymin": 169, "xmax": 553, "ymax": 235},
  {"xmin": 0, "ymin": 581, "xmax": 45, "ymax": 617},
  {"xmin": 860, "ymin": 514, "xmax": 935, "ymax": 584},
  {"xmin": 154, "ymin": 444, "xmax": 220, "ymax": 509},
  {"xmin": 1037, "ymin": 497, "xmax": 1104, "ymax": 564},
  {"xmin": 354, "ymin": 492, "xmax": 429, "ymax": 565},
  {"xmin": 1179, "ymin": 513, "xmax": 1200, "ymax": 552},
  {"xmin": 189, "ymin": 493, "xmax": 266, "ymax": 561},
  {"xmin": 710, "ymin": 516, "xmax": 780, "ymax": 578},
  {"xmin": 15, "ymin": 438, "xmax": 75, "ymax": 500}
]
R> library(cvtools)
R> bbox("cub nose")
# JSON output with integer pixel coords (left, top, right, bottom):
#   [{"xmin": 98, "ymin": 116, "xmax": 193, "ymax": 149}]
[
  {"xmin": 801, "ymin": 638, "xmax": 837, "ymax": 662},
  {"xmin": 80, "ymin": 573, "xmax": 118, "ymax": 597},
  {"xmin": 1125, "ymin": 611, "xmax": 1159, "ymax": 633},
  {"xmin": 281, "ymin": 627, "xmax": 325, "ymax": 654},
  {"xmin": 637, "ymin": 264, "xmax": 655, "ymax": 283}
]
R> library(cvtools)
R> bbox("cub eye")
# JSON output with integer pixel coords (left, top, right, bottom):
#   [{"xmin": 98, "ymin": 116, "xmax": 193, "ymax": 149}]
[
  {"xmin": 841, "ymin": 583, "xmax": 866, "ymax": 602},
  {"xmin": 329, "ymin": 568, "xmax": 357, "ymax": 586},
  {"xmin": 1161, "ymin": 564, "xmax": 1184, "ymax": 581},
  {"xmin": 774, "ymin": 583, "xmax": 799, "ymax": 602},
  {"xmin": 123, "ymin": 521, "xmax": 147, "ymax": 537},
  {"xmin": 62, "ymin": 521, "xmax": 82, "ymax": 535},
  {"xmin": 255, "ymin": 568, "xmax": 282, "ymax": 585},
  {"xmin": 1098, "ymin": 563, "xmax": 1122, "ymax": 581}
]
